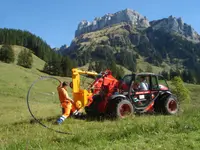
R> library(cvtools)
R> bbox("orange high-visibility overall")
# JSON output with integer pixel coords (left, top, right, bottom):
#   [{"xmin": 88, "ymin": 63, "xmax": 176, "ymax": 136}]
[{"xmin": 57, "ymin": 87, "xmax": 76, "ymax": 118}]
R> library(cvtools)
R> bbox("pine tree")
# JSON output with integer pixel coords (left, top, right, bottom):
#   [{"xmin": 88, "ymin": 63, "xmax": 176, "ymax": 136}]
[
  {"xmin": 88, "ymin": 62, "xmax": 95, "ymax": 71},
  {"xmin": 0, "ymin": 45, "xmax": 15, "ymax": 63},
  {"xmin": 17, "ymin": 49, "xmax": 33, "ymax": 68},
  {"xmin": 161, "ymin": 70, "xmax": 169, "ymax": 80},
  {"xmin": 94, "ymin": 61, "xmax": 106, "ymax": 73},
  {"xmin": 60, "ymin": 56, "xmax": 73, "ymax": 76},
  {"xmin": 43, "ymin": 55, "xmax": 77, "ymax": 77},
  {"xmin": 146, "ymin": 64, "xmax": 153, "ymax": 72}
]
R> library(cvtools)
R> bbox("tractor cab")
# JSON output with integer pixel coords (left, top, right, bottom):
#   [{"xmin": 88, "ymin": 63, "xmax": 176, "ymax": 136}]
[{"xmin": 124, "ymin": 73, "xmax": 171, "ymax": 113}]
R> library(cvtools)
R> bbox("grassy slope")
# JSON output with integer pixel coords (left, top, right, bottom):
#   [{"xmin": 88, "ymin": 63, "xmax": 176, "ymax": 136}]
[
  {"xmin": 0, "ymin": 45, "xmax": 45, "ymax": 70},
  {"xmin": 1, "ymin": 46, "xmax": 200, "ymax": 149},
  {"xmin": 136, "ymin": 56, "xmax": 171, "ymax": 73},
  {"xmin": 0, "ymin": 45, "xmax": 72, "ymax": 125}
]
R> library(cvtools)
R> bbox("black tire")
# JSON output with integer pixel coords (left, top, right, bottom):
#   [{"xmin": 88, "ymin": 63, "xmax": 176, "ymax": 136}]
[
  {"xmin": 85, "ymin": 95, "xmax": 102, "ymax": 117},
  {"xmin": 154, "ymin": 94, "xmax": 169, "ymax": 113},
  {"xmin": 108, "ymin": 99, "xmax": 134, "ymax": 119},
  {"xmin": 164, "ymin": 95, "xmax": 179, "ymax": 115}
]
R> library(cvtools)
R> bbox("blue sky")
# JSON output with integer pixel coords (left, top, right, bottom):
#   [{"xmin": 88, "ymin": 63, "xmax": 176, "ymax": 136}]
[{"xmin": 0, "ymin": 0, "xmax": 199, "ymax": 48}]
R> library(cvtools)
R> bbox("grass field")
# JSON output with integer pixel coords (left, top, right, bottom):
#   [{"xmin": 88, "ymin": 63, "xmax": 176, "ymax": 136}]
[{"xmin": 1, "ymin": 46, "xmax": 200, "ymax": 149}]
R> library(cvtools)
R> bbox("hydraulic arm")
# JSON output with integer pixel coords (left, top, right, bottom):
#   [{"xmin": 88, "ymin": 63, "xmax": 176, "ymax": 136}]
[{"xmin": 71, "ymin": 68, "xmax": 99, "ymax": 110}]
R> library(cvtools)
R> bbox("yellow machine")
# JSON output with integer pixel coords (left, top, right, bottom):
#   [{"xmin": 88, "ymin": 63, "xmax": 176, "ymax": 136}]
[{"xmin": 71, "ymin": 68, "xmax": 99, "ymax": 110}]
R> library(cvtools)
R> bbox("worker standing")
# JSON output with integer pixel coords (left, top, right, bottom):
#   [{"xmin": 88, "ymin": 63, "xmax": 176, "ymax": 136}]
[{"xmin": 56, "ymin": 80, "xmax": 79, "ymax": 124}]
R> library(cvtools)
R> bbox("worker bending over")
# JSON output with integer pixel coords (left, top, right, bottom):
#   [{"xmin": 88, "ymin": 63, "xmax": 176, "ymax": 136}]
[{"xmin": 56, "ymin": 81, "xmax": 79, "ymax": 124}]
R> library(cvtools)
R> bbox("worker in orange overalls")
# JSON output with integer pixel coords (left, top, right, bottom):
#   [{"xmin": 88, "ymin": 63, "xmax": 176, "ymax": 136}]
[{"xmin": 56, "ymin": 81, "xmax": 79, "ymax": 124}]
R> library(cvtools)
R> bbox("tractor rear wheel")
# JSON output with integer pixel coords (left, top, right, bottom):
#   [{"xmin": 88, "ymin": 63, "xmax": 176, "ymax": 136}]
[
  {"xmin": 164, "ymin": 95, "xmax": 179, "ymax": 115},
  {"xmin": 108, "ymin": 99, "xmax": 134, "ymax": 119}
]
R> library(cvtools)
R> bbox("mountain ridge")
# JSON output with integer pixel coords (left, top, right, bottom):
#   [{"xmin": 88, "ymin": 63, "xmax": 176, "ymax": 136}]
[
  {"xmin": 75, "ymin": 8, "xmax": 150, "ymax": 37},
  {"xmin": 150, "ymin": 15, "xmax": 200, "ymax": 43},
  {"xmin": 73, "ymin": 8, "xmax": 200, "ymax": 44}
]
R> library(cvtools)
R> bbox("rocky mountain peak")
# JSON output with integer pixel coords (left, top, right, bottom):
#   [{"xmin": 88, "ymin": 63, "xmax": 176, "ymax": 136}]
[
  {"xmin": 53, "ymin": 44, "xmax": 68, "ymax": 54},
  {"xmin": 150, "ymin": 16, "xmax": 200, "ymax": 42},
  {"xmin": 60, "ymin": 44, "xmax": 68, "ymax": 50},
  {"xmin": 75, "ymin": 8, "xmax": 150, "ymax": 37}
]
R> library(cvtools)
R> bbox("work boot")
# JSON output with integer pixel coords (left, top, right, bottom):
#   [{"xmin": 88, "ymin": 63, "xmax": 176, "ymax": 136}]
[
  {"xmin": 56, "ymin": 118, "xmax": 63, "ymax": 124},
  {"xmin": 56, "ymin": 116, "xmax": 66, "ymax": 124}
]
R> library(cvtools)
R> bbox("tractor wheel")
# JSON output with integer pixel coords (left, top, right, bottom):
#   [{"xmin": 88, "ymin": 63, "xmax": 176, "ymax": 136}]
[
  {"xmin": 85, "ymin": 95, "xmax": 102, "ymax": 117},
  {"xmin": 154, "ymin": 95, "xmax": 168, "ymax": 113},
  {"xmin": 110, "ymin": 99, "xmax": 134, "ymax": 119},
  {"xmin": 164, "ymin": 95, "xmax": 179, "ymax": 115}
]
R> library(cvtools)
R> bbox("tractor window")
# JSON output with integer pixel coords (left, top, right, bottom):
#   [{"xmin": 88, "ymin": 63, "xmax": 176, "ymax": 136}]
[
  {"xmin": 158, "ymin": 76, "xmax": 169, "ymax": 88},
  {"xmin": 135, "ymin": 75, "xmax": 150, "ymax": 91},
  {"xmin": 151, "ymin": 76, "xmax": 159, "ymax": 90},
  {"xmin": 122, "ymin": 75, "xmax": 132, "ymax": 85}
]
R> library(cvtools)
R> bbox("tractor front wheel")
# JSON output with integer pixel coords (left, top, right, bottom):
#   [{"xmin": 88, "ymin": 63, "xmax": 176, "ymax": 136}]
[
  {"xmin": 112, "ymin": 99, "xmax": 134, "ymax": 119},
  {"xmin": 164, "ymin": 95, "xmax": 179, "ymax": 115}
]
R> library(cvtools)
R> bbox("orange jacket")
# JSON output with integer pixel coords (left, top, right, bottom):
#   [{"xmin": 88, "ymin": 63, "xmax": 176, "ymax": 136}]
[{"xmin": 57, "ymin": 86, "xmax": 70, "ymax": 103}]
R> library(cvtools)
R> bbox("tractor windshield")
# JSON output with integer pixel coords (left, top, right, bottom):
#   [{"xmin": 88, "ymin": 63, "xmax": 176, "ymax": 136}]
[
  {"xmin": 120, "ymin": 74, "xmax": 135, "ymax": 92},
  {"xmin": 157, "ymin": 75, "xmax": 169, "ymax": 90}
]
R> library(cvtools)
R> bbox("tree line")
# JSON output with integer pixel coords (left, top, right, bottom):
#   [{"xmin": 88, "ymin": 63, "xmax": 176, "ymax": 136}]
[
  {"xmin": 67, "ymin": 45, "xmax": 137, "ymax": 79},
  {"xmin": 144, "ymin": 29, "xmax": 200, "ymax": 83},
  {"xmin": 0, "ymin": 28, "xmax": 54, "ymax": 62},
  {"xmin": 0, "ymin": 28, "xmax": 78, "ymax": 77},
  {"xmin": 160, "ymin": 69, "xmax": 195, "ymax": 84}
]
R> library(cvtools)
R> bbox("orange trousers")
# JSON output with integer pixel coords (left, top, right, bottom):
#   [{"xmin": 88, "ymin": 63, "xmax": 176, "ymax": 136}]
[{"xmin": 61, "ymin": 101, "xmax": 76, "ymax": 118}]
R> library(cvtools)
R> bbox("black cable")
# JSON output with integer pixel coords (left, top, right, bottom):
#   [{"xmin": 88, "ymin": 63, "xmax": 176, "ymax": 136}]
[{"xmin": 26, "ymin": 76, "xmax": 73, "ymax": 135}]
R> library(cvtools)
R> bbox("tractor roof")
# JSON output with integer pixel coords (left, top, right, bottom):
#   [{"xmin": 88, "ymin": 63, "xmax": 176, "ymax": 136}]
[
  {"xmin": 126, "ymin": 72, "xmax": 163, "ymax": 77},
  {"xmin": 137, "ymin": 72, "xmax": 159, "ymax": 76}
]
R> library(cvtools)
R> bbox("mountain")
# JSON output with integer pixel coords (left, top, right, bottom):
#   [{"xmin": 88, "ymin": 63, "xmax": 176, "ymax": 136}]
[
  {"xmin": 150, "ymin": 16, "xmax": 200, "ymax": 42},
  {"xmin": 75, "ymin": 8, "xmax": 150, "ymax": 37},
  {"xmin": 61, "ymin": 8, "xmax": 200, "ymax": 83},
  {"xmin": 53, "ymin": 44, "xmax": 68, "ymax": 54},
  {"xmin": 74, "ymin": 9, "xmax": 200, "ymax": 43}
]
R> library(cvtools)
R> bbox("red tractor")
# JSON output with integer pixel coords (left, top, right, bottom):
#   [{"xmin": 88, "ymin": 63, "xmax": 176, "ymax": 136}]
[{"xmin": 85, "ymin": 72, "xmax": 179, "ymax": 118}]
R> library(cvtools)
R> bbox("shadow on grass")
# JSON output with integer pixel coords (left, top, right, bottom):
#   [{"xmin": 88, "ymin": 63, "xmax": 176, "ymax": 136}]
[
  {"xmin": 29, "ymin": 115, "xmax": 60, "ymax": 124},
  {"xmin": 73, "ymin": 112, "xmax": 159, "ymax": 122}
]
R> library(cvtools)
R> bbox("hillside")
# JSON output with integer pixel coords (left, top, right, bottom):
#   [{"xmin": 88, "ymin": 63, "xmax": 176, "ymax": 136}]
[
  {"xmin": 0, "ymin": 45, "xmax": 45, "ymax": 70},
  {"xmin": 0, "ymin": 27, "xmax": 79, "ymax": 77},
  {"xmin": 0, "ymin": 28, "xmax": 57, "ymax": 63},
  {"xmin": 60, "ymin": 9, "xmax": 200, "ymax": 83},
  {"xmin": 0, "ymin": 45, "xmax": 72, "ymax": 125}
]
